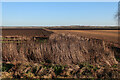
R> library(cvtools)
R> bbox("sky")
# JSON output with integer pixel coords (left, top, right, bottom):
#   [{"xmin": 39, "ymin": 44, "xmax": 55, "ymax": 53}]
[{"xmin": 2, "ymin": 2, "xmax": 118, "ymax": 26}]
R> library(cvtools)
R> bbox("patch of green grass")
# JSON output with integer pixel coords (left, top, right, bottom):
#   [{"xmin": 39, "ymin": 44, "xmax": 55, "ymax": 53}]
[
  {"xmin": 2, "ymin": 63, "xmax": 14, "ymax": 72},
  {"xmin": 82, "ymin": 68, "xmax": 92, "ymax": 75},
  {"xmin": 0, "ymin": 41, "xmax": 22, "ymax": 43},
  {"xmin": 39, "ymin": 39, "xmax": 48, "ymax": 43},
  {"xmin": 0, "ymin": 37, "xmax": 12, "ymax": 40},
  {"xmin": 93, "ymin": 66, "xmax": 100, "ymax": 71},
  {"xmin": 45, "ymin": 59, "xmax": 51, "ymax": 63},
  {"xmin": 35, "ymin": 37, "xmax": 48, "ymax": 43},
  {"xmin": 79, "ymin": 63, "xmax": 85, "ymax": 69},
  {"xmin": 87, "ymin": 64, "xmax": 94, "ymax": 69},
  {"xmin": 52, "ymin": 65, "xmax": 65, "ymax": 75},
  {"xmin": 79, "ymin": 62, "xmax": 94, "ymax": 69},
  {"xmin": 24, "ymin": 72, "xmax": 35, "ymax": 78},
  {"xmin": 116, "ymin": 56, "xmax": 120, "ymax": 62},
  {"xmin": 112, "ymin": 64, "xmax": 117, "ymax": 68},
  {"xmin": 32, "ymin": 66, "xmax": 37, "ymax": 74}
]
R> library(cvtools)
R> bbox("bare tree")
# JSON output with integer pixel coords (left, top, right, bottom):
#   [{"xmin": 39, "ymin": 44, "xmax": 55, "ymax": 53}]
[
  {"xmin": 118, "ymin": 1, "xmax": 120, "ymax": 26},
  {"xmin": 115, "ymin": 1, "xmax": 120, "ymax": 26},
  {"xmin": 117, "ymin": 1, "xmax": 120, "ymax": 26}
]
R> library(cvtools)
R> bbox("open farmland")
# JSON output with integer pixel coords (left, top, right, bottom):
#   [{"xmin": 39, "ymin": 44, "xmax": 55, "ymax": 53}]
[
  {"xmin": 1, "ymin": 27, "xmax": 120, "ymax": 79},
  {"xmin": 1, "ymin": 28, "xmax": 53, "ymax": 43},
  {"xmin": 49, "ymin": 30, "xmax": 120, "ymax": 44},
  {"xmin": 2, "ymin": 28, "xmax": 53, "ymax": 37}
]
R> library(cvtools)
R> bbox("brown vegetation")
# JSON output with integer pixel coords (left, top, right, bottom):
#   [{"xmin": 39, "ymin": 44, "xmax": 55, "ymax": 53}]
[
  {"xmin": 2, "ymin": 32, "xmax": 119, "ymax": 66},
  {"xmin": 2, "ymin": 28, "xmax": 120, "ymax": 79}
]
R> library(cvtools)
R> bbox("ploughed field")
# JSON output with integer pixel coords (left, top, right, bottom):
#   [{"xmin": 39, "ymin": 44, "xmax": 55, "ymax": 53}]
[
  {"xmin": 1, "ymin": 28, "xmax": 53, "ymax": 43},
  {"xmin": 50, "ymin": 30, "xmax": 120, "ymax": 44},
  {"xmin": 2, "ymin": 28, "xmax": 53, "ymax": 37},
  {"xmin": 2, "ymin": 28, "xmax": 119, "ymax": 44}
]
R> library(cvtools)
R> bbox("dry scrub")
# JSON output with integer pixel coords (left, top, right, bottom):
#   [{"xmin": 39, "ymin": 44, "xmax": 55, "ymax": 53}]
[{"xmin": 2, "ymin": 33, "xmax": 119, "ymax": 66}]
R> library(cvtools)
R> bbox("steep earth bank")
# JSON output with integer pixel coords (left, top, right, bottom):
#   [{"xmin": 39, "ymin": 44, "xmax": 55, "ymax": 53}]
[{"xmin": 2, "ymin": 33, "xmax": 120, "ymax": 66}]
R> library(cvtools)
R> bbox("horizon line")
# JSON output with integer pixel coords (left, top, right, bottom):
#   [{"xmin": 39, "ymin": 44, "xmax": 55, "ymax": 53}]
[{"xmin": 1, "ymin": 25, "xmax": 119, "ymax": 27}]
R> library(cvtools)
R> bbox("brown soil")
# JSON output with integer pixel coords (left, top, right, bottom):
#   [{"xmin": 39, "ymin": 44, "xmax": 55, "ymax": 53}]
[
  {"xmin": 49, "ymin": 30, "xmax": 120, "ymax": 44},
  {"xmin": 2, "ymin": 28, "xmax": 53, "ymax": 37}
]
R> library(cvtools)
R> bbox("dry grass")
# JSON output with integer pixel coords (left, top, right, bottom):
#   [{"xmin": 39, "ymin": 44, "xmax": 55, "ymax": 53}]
[
  {"xmin": 2, "ymin": 29, "xmax": 120, "ymax": 79},
  {"xmin": 2, "ymin": 33, "xmax": 119, "ymax": 66}
]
